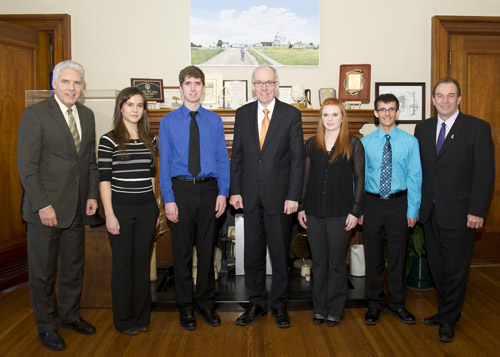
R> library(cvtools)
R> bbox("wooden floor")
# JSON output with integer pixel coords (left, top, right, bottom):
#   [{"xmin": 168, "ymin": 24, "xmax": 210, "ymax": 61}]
[{"xmin": 1, "ymin": 266, "xmax": 500, "ymax": 356}]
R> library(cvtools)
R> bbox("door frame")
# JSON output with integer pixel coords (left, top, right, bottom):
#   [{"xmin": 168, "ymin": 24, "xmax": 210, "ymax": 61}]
[
  {"xmin": 0, "ymin": 14, "xmax": 71, "ymax": 64},
  {"xmin": 431, "ymin": 16, "xmax": 500, "ymax": 115}
]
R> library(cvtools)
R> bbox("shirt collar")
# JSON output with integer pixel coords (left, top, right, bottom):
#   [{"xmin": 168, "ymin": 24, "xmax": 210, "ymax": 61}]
[
  {"xmin": 258, "ymin": 98, "xmax": 276, "ymax": 115},
  {"xmin": 180, "ymin": 103, "xmax": 206, "ymax": 118},
  {"xmin": 438, "ymin": 110, "xmax": 459, "ymax": 127},
  {"xmin": 54, "ymin": 94, "xmax": 76, "ymax": 115},
  {"xmin": 376, "ymin": 125, "xmax": 398, "ymax": 140}
]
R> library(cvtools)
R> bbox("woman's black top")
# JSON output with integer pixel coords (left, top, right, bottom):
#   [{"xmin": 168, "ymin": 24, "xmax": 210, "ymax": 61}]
[{"xmin": 300, "ymin": 135, "xmax": 365, "ymax": 218}]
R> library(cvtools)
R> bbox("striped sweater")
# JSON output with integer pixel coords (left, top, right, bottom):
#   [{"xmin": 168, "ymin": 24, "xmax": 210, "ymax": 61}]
[{"xmin": 98, "ymin": 131, "xmax": 156, "ymax": 204}]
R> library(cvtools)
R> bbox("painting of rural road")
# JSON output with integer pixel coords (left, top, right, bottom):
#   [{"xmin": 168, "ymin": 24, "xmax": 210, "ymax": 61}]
[{"xmin": 191, "ymin": 0, "xmax": 319, "ymax": 66}]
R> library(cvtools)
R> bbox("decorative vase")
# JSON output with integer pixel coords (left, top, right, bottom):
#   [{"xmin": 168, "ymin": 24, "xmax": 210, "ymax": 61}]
[{"xmin": 407, "ymin": 256, "xmax": 433, "ymax": 290}]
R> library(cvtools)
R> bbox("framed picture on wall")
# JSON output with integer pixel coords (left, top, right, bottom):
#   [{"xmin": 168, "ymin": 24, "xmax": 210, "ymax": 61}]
[
  {"xmin": 130, "ymin": 78, "xmax": 164, "ymax": 102},
  {"xmin": 375, "ymin": 82, "xmax": 426, "ymax": 122}
]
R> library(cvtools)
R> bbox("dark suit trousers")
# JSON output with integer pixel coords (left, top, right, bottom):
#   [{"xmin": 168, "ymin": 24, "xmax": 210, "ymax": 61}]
[
  {"xmin": 363, "ymin": 194, "xmax": 409, "ymax": 310},
  {"xmin": 307, "ymin": 215, "xmax": 351, "ymax": 317},
  {"xmin": 27, "ymin": 202, "xmax": 85, "ymax": 333},
  {"xmin": 424, "ymin": 205, "xmax": 475, "ymax": 325},
  {"xmin": 108, "ymin": 195, "xmax": 158, "ymax": 331},
  {"xmin": 243, "ymin": 197, "xmax": 291, "ymax": 310},
  {"xmin": 170, "ymin": 179, "xmax": 218, "ymax": 310}
]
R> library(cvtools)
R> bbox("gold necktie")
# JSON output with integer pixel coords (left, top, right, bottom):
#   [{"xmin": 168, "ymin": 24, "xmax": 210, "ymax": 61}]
[
  {"xmin": 260, "ymin": 109, "xmax": 270, "ymax": 149},
  {"xmin": 67, "ymin": 108, "xmax": 81, "ymax": 153}
]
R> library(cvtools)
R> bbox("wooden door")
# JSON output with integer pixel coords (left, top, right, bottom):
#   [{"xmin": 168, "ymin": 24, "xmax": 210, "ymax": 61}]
[
  {"xmin": 0, "ymin": 20, "xmax": 48, "ymax": 290},
  {"xmin": 432, "ymin": 16, "xmax": 500, "ymax": 264}
]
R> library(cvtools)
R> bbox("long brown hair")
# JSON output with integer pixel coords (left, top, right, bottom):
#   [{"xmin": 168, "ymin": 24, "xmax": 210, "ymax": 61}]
[
  {"xmin": 112, "ymin": 87, "xmax": 155, "ymax": 163},
  {"xmin": 315, "ymin": 98, "xmax": 351, "ymax": 162}
]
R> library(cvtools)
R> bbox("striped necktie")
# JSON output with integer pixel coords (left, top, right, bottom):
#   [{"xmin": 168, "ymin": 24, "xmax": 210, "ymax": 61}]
[{"xmin": 67, "ymin": 108, "xmax": 81, "ymax": 153}]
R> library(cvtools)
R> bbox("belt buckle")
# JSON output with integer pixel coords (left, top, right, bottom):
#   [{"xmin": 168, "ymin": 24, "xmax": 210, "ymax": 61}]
[{"xmin": 381, "ymin": 195, "xmax": 390, "ymax": 200}]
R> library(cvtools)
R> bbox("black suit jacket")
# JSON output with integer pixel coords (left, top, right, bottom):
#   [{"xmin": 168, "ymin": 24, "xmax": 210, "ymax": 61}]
[
  {"xmin": 17, "ymin": 95, "xmax": 99, "ymax": 228},
  {"xmin": 414, "ymin": 112, "xmax": 494, "ymax": 230},
  {"xmin": 230, "ymin": 99, "xmax": 305, "ymax": 215}
]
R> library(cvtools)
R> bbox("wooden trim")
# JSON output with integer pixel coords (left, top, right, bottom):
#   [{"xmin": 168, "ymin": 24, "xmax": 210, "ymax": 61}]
[
  {"xmin": 0, "ymin": 14, "xmax": 71, "ymax": 63},
  {"xmin": 431, "ymin": 16, "xmax": 500, "ymax": 116}
]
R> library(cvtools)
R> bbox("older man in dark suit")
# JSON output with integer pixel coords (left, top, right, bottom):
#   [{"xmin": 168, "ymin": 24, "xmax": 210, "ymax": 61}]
[
  {"xmin": 17, "ymin": 60, "xmax": 99, "ymax": 351},
  {"xmin": 230, "ymin": 65, "xmax": 305, "ymax": 328},
  {"xmin": 414, "ymin": 77, "xmax": 495, "ymax": 342}
]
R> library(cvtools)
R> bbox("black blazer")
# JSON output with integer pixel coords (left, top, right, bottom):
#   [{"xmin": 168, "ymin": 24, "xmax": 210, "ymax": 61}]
[
  {"xmin": 230, "ymin": 99, "xmax": 305, "ymax": 215},
  {"xmin": 414, "ymin": 112, "xmax": 494, "ymax": 230},
  {"xmin": 17, "ymin": 95, "xmax": 99, "ymax": 228}
]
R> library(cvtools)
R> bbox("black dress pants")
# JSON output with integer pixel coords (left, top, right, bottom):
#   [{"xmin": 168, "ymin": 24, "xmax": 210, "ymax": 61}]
[
  {"xmin": 243, "ymin": 196, "xmax": 291, "ymax": 310},
  {"xmin": 423, "ymin": 204, "xmax": 475, "ymax": 325},
  {"xmin": 307, "ymin": 215, "xmax": 351, "ymax": 318},
  {"xmin": 363, "ymin": 193, "xmax": 409, "ymax": 310},
  {"xmin": 170, "ymin": 179, "xmax": 218, "ymax": 310},
  {"xmin": 108, "ymin": 194, "xmax": 158, "ymax": 331}
]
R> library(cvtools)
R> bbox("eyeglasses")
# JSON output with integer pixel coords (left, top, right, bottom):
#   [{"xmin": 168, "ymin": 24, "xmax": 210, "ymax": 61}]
[
  {"xmin": 253, "ymin": 81, "xmax": 276, "ymax": 87},
  {"xmin": 376, "ymin": 107, "xmax": 397, "ymax": 114}
]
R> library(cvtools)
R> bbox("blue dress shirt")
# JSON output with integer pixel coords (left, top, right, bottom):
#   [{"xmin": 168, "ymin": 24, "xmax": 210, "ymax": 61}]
[
  {"xmin": 159, "ymin": 104, "xmax": 230, "ymax": 203},
  {"xmin": 361, "ymin": 126, "xmax": 422, "ymax": 218}
]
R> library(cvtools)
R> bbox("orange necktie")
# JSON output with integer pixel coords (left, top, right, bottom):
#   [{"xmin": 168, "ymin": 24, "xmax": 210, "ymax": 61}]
[{"xmin": 260, "ymin": 109, "xmax": 270, "ymax": 149}]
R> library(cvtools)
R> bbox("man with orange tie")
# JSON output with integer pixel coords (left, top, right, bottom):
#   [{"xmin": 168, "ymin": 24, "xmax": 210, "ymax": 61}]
[{"xmin": 230, "ymin": 65, "xmax": 305, "ymax": 328}]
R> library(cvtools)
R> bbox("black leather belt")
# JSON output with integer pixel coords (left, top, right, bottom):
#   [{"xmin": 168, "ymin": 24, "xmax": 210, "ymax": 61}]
[
  {"xmin": 173, "ymin": 176, "xmax": 215, "ymax": 184},
  {"xmin": 366, "ymin": 190, "xmax": 407, "ymax": 200}
]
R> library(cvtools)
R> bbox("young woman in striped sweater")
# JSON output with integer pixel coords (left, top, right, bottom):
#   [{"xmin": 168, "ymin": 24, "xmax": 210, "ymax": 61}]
[{"xmin": 98, "ymin": 87, "xmax": 159, "ymax": 336}]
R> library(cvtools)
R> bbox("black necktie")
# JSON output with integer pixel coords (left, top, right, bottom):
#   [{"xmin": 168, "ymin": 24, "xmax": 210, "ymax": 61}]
[{"xmin": 188, "ymin": 111, "xmax": 201, "ymax": 177}]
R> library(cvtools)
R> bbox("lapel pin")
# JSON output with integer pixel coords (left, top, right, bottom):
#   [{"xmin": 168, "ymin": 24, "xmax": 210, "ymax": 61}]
[{"xmin": 451, "ymin": 134, "xmax": 454, "ymax": 139}]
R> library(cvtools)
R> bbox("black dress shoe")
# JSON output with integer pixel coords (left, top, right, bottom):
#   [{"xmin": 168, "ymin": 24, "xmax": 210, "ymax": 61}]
[
  {"xmin": 271, "ymin": 307, "xmax": 291, "ymax": 328},
  {"xmin": 364, "ymin": 308, "xmax": 383, "ymax": 325},
  {"xmin": 38, "ymin": 330, "xmax": 66, "ymax": 351},
  {"xmin": 312, "ymin": 314, "xmax": 325, "ymax": 325},
  {"xmin": 326, "ymin": 315, "xmax": 340, "ymax": 327},
  {"xmin": 199, "ymin": 308, "xmax": 221, "ymax": 327},
  {"xmin": 235, "ymin": 304, "xmax": 267, "ymax": 326},
  {"xmin": 423, "ymin": 314, "xmax": 439, "ymax": 326},
  {"xmin": 61, "ymin": 317, "xmax": 96, "ymax": 335},
  {"xmin": 180, "ymin": 310, "xmax": 197, "ymax": 330},
  {"xmin": 439, "ymin": 323, "xmax": 455, "ymax": 342},
  {"xmin": 388, "ymin": 308, "xmax": 416, "ymax": 324},
  {"xmin": 424, "ymin": 313, "xmax": 461, "ymax": 326},
  {"xmin": 119, "ymin": 327, "xmax": 139, "ymax": 336}
]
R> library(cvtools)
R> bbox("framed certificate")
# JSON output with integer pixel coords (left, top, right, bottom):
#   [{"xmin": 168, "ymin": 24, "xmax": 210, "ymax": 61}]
[
  {"xmin": 130, "ymin": 78, "xmax": 164, "ymax": 102},
  {"xmin": 278, "ymin": 86, "xmax": 293, "ymax": 104},
  {"xmin": 338, "ymin": 64, "xmax": 371, "ymax": 103},
  {"xmin": 222, "ymin": 80, "xmax": 248, "ymax": 108},
  {"xmin": 201, "ymin": 79, "xmax": 217, "ymax": 107}
]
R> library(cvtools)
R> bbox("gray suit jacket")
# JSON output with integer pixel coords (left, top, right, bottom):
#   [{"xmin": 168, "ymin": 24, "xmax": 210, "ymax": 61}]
[{"xmin": 17, "ymin": 95, "xmax": 98, "ymax": 228}]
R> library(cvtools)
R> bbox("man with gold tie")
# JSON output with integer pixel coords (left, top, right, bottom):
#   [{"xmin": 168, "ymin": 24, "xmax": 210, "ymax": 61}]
[{"xmin": 230, "ymin": 65, "xmax": 305, "ymax": 328}]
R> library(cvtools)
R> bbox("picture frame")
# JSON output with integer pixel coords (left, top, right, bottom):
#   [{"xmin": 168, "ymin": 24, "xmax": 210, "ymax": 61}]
[
  {"xmin": 318, "ymin": 88, "xmax": 337, "ymax": 106},
  {"xmin": 201, "ymin": 79, "xmax": 217, "ymax": 107},
  {"xmin": 130, "ymin": 78, "xmax": 164, "ymax": 102},
  {"xmin": 161, "ymin": 86, "xmax": 182, "ymax": 108},
  {"xmin": 278, "ymin": 86, "xmax": 293, "ymax": 104},
  {"xmin": 222, "ymin": 80, "xmax": 248, "ymax": 109},
  {"xmin": 338, "ymin": 64, "xmax": 371, "ymax": 103},
  {"xmin": 375, "ymin": 82, "xmax": 426, "ymax": 122}
]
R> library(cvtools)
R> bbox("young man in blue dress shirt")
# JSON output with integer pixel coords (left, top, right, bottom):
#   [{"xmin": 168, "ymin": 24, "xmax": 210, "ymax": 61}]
[
  {"xmin": 159, "ymin": 66, "xmax": 230, "ymax": 330},
  {"xmin": 360, "ymin": 93, "xmax": 422, "ymax": 326}
]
